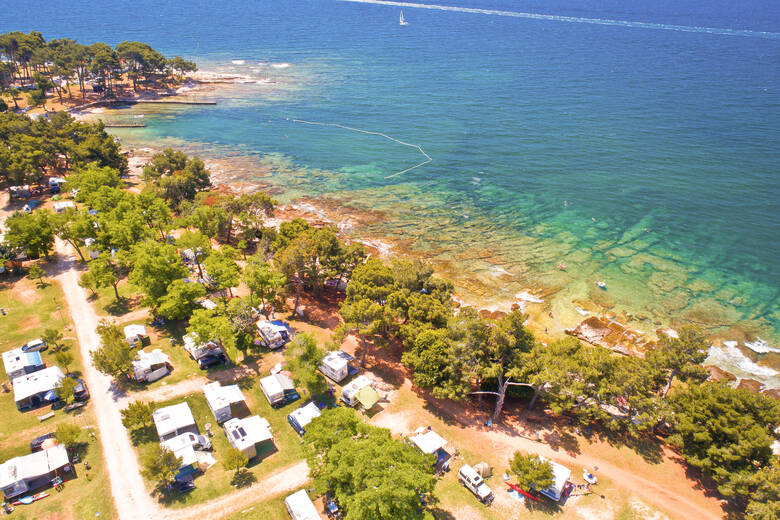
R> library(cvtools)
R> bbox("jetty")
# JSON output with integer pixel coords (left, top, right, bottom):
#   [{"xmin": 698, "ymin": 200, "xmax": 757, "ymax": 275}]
[{"xmin": 102, "ymin": 122, "xmax": 146, "ymax": 128}]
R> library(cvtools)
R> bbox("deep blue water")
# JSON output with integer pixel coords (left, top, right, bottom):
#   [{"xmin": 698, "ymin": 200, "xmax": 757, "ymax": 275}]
[{"xmin": 5, "ymin": 0, "xmax": 780, "ymax": 381}]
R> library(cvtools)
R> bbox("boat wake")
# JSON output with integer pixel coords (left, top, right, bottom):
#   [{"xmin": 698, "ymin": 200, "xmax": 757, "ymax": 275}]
[
  {"xmin": 340, "ymin": 0, "xmax": 780, "ymax": 39},
  {"xmin": 287, "ymin": 118, "xmax": 432, "ymax": 179}
]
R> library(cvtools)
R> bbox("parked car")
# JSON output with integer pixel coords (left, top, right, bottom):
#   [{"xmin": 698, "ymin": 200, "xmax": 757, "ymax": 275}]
[
  {"xmin": 21, "ymin": 338, "xmax": 47, "ymax": 352},
  {"xmin": 458, "ymin": 464, "xmax": 494, "ymax": 505},
  {"xmin": 73, "ymin": 379, "xmax": 90, "ymax": 402},
  {"xmin": 176, "ymin": 480, "xmax": 195, "ymax": 493},
  {"xmin": 198, "ymin": 353, "xmax": 226, "ymax": 369},
  {"xmin": 30, "ymin": 433, "xmax": 55, "ymax": 452}
]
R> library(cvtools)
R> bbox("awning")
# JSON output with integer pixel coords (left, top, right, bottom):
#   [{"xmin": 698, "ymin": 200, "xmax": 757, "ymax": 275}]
[{"xmin": 355, "ymin": 385, "xmax": 380, "ymax": 410}]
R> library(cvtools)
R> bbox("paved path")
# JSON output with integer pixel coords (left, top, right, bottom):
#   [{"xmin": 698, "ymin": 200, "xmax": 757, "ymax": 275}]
[{"xmin": 55, "ymin": 240, "xmax": 309, "ymax": 519}]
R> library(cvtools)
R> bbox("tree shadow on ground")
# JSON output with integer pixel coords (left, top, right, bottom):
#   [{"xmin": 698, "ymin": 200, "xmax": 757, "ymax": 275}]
[
  {"xmin": 230, "ymin": 468, "xmax": 257, "ymax": 488},
  {"xmin": 429, "ymin": 507, "xmax": 456, "ymax": 520},
  {"xmin": 104, "ymin": 297, "xmax": 132, "ymax": 316},
  {"xmin": 587, "ymin": 425, "xmax": 664, "ymax": 464},
  {"xmin": 156, "ymin": 485, "xmax": 191, "ymax": 506},
  {"xmin": 129, "ymin": 425, "xmax": 157, "ymax": 447}
]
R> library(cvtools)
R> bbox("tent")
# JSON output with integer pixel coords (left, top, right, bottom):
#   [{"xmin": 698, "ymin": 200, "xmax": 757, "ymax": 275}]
[
  {"xmin": 473, "ymin": 462, "xmax": 493, "ymax": 478},
  {"xmin": 355, "ymin": 385, "xmax": 380, "ymax": 410}
]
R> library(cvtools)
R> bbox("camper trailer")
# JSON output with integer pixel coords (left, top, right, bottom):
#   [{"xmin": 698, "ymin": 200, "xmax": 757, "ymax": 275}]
[
  {"xmin": 203, "ymin": 382, "xmax": 249, "ymax": 424},
  {"xmin": 2, "ymin": 348, "xmax": 45, "ymax": 382},
  {"xmin": 0, "ymin": 445, "xmax": 70, "ymax": 499},
  {"xmin": 132, "ymin": 349, "xmax": 171, "ymax": 383},
  {"xmin": 284, "ymin": 489, "xmax": 320, "ymax": 520},
  {"xmin": 319, "ymin": 351, "xmax": 355, "ymax": 382},
  {"xmin": 152, "ymin": 402, "xmax": 198, "ymax": 442},
  {"xmin": 255, "ymin": 320, "xmax": 291, "ymax": 349},
  {"xmin": 340, "ymin": 375, "xmax": 380, "ymax": 409},
  {"xmin": 13, "ymin": 366, "xmax": 65, "ymax": 410},
  {"xmin": 287, "ymin": 402, "xmax": 322, "ymax": 436},
  {"xmin": 224, "ymin": 415, "xmax": 274, "ymax": 459},
  {"xmin": 183, "ymin": 333, "xmax": 223, "ymax": 360},
  {"xmin": 259, "ymin": 373, "xmax": 297, "ymax": 407},
  {"xmin": 124, "ymin": 324, "xmax": 148, "ymax": 347}
]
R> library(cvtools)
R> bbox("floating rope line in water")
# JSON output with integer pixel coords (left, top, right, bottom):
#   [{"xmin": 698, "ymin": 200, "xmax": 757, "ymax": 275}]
[{"xmin": 287, "ymin": 118, "xmax": 432, "ymax": 179}]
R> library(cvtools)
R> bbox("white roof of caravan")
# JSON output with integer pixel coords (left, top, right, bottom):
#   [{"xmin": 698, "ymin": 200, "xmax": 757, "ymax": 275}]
[
  {"xmin": 3, "ymin": 347, "xmax": 43, "ymax": 374},
  {"xmin": 539, "ymin": 458, "xmax": 571, "ymax": 501},
  {"xmin": 12, "ymin": 366, "xmax": 64, "ymax": 402},
  {"xmin": 153, "ymin": 402, "xmax": 196, "ymax": 438},
  {"xmin": 410, "ymin": 430, "xmax": 447, "ymax": 454},
  {"xmin": 342, "ymin": 375, "xmax": 372, "ymax": 397},
  {"xmin": 284, "ymin": 489, "xmax": 320, "ymax": 520},
  {"xmin": 224, "ymin": 415, "xmax": 273, "ymax": 452},
  {"xmin": 260, "ymin": 374, "xmax": 294, "ymax": 396},
  {"xmin": 124, "ymin": 324, "xmax": 147, "ymax": 338},
  {"xmin": 0, "ymin": 444, "xmax": 69, "ymax": 488},
  {"xmin": 288, "ymin": 402, "xmax": 322, "ymax": 429},
  {"xmin": 161, "ymin": 432, "xmax": 201, "ymax": 453},
  {"xmin": 203, "ymin": 381, "xmax": 245, "ymax": 409},
  {"xmin": 133, "ymin": 349, "xmax": 169, "ymax": 370},
  {"xmin": 321, "ymin": 351, "xmax": 349, "ymax": 371},
  {"xmin": 53, "ymin": 201, "xmax": 75, "ymax": 210}
]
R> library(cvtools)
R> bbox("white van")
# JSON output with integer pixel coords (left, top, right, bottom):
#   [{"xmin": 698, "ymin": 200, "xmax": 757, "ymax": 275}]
[{"xmin": 458, "ymin": 464, "xmax": 494, "ymax": 504}]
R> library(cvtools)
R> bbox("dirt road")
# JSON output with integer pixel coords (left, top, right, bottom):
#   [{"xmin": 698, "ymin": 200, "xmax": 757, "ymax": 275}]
[{"xmin": 54, "ymin": 239, "xmax": 161, "ymax": 520}]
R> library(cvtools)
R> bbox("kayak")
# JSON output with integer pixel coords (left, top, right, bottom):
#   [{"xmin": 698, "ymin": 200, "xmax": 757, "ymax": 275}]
[{"xmin": 12, "ymin": 492, "xmax": 49, "ymax": 505}]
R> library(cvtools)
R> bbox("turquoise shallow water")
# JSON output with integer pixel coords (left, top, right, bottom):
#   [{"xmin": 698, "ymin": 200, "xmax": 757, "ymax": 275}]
[{"xmin": 5, "ymin": 0, "xmax": 779, "ymax": 384}]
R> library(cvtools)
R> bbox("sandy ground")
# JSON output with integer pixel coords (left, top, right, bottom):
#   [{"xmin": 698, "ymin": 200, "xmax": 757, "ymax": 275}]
[{"xmin": 54, "ymin": 239, "xmax": 309, "ymax": 520}]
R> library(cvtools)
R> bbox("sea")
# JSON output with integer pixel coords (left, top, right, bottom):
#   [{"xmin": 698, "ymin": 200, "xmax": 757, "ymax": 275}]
[{"xmin": 4, "ymin": 0, "xmax": 779, "ymax": 387}]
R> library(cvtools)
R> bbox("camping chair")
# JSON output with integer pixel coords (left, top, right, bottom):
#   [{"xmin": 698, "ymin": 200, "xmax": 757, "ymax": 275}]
[{"xmin": 52, "ymin": 476, "xmax": 64, "ymax": 491}]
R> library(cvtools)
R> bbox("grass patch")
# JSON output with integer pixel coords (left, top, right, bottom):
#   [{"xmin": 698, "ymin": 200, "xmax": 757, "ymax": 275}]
[
  {"xmin": 221, "ymin": 493, "xmax": 291, "ymax": 520},
  {"xmin": 89, "ymin": 278, "xmax": 142, "ymax": 317}
]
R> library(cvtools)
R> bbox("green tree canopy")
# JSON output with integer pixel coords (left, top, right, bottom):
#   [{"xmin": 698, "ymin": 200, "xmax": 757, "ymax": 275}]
[
  {"xmin": 5, "ymin": 209, "xmax": 55, "ymax": 259},
  {"xmin": 509, "ymin": 452, "xmax": 554, "ymax": 492},
  {"xmin": 669, "ymin": 383, "xmax": 780, "ymax": 499},
  {"xmin": 128, "ymin": 240, "xmax": 188, "ymax": 308},
  {"xmin": 141, "ymin": 445, "xmax": 181, "ymax": 489},
  {"xmin": 55, "ymin": 422, "xmax": 82, "ymax": 448},
  {"xmin": 242, "ymin": 253, "xmax": 286, "ymax": 316},
  {"xmin": 203, "ymin": 246, "xmax": 240, "ymax": 299},
  {"xmin": 121, "ymin": 401, "xmax": 155, "ymax": 430},
  {"xmin": 304, "ymin": 408, "xmax": 436, "ymax": 520},
  {"xmin": 284, "ymin": 333, "xmax": 325, "ymax": 397},
  {"xmin": 156, "ymin": 278, "xmax": 206, "ymax": 321},
  {"xmin": 91, "ymin": 320, "xmax": 133, "ymax": 380},
  {"xmin": 186, "ymin": 308, "xmax": 236, "ymax": 361}
]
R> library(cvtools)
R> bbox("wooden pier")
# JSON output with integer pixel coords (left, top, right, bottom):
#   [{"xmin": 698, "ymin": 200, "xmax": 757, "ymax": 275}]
[{"xmin": 102, "ymin": 122, "xmax": 146, "ymax": 128}]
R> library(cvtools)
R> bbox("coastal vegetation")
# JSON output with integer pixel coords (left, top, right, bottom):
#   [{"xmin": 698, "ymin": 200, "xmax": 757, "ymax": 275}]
[
  {"xmin": 0, "ymin": 31, "xmax": 195, "ymax": 107},
  {"xmin": 1, "ymin": 105, "xmax": 777, "ymax": 518}
]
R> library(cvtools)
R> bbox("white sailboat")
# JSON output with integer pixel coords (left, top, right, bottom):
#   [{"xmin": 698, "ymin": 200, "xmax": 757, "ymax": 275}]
[{"xmin": 400, "ymin": 10, "xmax": 409, "ymax": 26}]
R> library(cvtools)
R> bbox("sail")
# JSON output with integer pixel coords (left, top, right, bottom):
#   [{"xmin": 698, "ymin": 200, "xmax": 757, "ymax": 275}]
[{"xmin": 400, "ymin": 10, "xmax": 407, "ymax": 25}]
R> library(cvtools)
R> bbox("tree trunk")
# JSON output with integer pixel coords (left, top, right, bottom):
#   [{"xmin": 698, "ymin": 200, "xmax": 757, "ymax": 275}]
[
  {"xmin": 292, "ymin": 279, "xmax": 301, "ymax": 316},
  {"xmin": 661, "ymin": 368, "xmax": 677, "ymax": 399},
  {"xmin": 195, "ymin": 260, "xmax": 203, "ymax": 279},
  {"xmin": 112, "ymin": 282, "xmax": 120, "ymax": 301},
  {"xmin": 528, "ymin": 386, "xmax": 540, "ymax": 411},
  {"xmin": 360, "ymin": 333, "xmax": 369, "ymax": 367},
  {"xmin": 67, "ymin": 239, "xmax": 87, "ymax": 263},
  {"xmin": 490, "ymin": 377, "xmax": 509, "ymax": 425}
]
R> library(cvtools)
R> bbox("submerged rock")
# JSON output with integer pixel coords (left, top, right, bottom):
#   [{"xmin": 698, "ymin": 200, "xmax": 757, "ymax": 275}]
[
  {"xmin": 704, "ymin": 365, "xmax": 737, "ymax": 383},
  {"xmin": 737, "ymin": 379, "xmax": 764, "ymax": 394}
]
